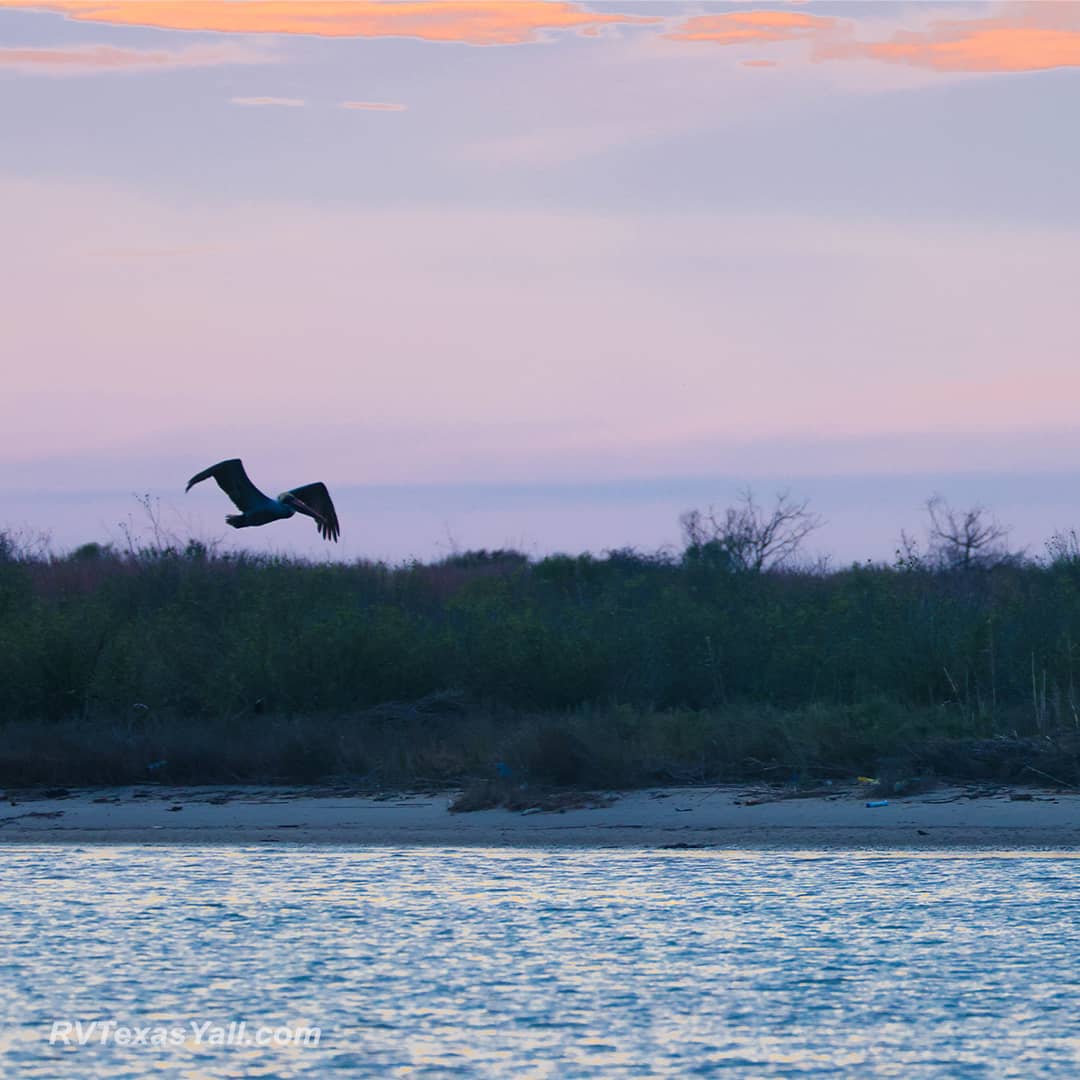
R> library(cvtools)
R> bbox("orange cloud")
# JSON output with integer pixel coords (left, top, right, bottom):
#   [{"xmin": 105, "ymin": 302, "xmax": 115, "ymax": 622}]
[
  {"xmin": 0, "ymin": 41, "xmax": 268, "ymax": 73},
  {"xmin": 666, "ymin": 7, "xmax": 1080, "ymax": 76},
  {"xmin": 10, "ymin": 1, "xmax": 1078, "ymax": 75},
  {"xmin": 741, "ymin": 59, "xmax": 779, "ymax": 69},
  {"xmin": 820, "ymin": 20, "xmax": 1080, "ymax": 74},
  {"xmin": 665, "ymin": 10, "xmax": 836, "ymax": 47},
  {"xmin": 341, "ymin": 100, "xmax": 407, "ymax": 112},
  {"xmin": 0, "ymin": 1, "xmax": 657, "ymax": 45}
]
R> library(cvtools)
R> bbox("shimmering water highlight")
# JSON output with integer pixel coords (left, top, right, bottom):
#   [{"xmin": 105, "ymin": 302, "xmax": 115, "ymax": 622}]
[{"xmin": 1, "ymin": 847, "xmax": 1078, "ymax": 1077}]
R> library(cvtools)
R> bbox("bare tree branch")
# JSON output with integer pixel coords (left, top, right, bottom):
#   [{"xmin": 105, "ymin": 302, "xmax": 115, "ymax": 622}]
[
  {"xmin": 924, "ymin": 494, "xmax": 1017, "ymax": 569},
  {"xmin": 680, "ymin": 489, "xmax": 823, "ymax": 573}
]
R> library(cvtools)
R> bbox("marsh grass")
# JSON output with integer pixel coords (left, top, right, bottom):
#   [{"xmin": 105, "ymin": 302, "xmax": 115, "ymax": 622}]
[{"xmin": 2, "ymin": 536, "xmax": 1080, "ymax": 788}]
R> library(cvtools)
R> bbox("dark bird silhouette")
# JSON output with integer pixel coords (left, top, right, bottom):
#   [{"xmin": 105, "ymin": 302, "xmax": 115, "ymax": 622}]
[{"xmin": 186, "ymin": 458, "xmax": 340, "ymax": 542}]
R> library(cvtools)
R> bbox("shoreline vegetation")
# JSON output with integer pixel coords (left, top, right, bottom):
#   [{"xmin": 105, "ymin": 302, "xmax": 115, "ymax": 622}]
[{"xmin": 2, "ymin": 490, "xmax": 1080, "ymax": 797}]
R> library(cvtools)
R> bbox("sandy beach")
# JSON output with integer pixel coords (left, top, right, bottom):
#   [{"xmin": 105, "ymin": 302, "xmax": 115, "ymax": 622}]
[{"xmin": 0, "ymin": 784, "xmax": 1077, "ymax": 848}]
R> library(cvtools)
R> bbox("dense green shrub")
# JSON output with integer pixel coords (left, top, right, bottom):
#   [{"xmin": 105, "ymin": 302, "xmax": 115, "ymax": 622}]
[
  {"xmin": 1, "ymin": 542, "xmax": 1080, "ymax": 725},
  {"xmin": 0, "ymin": 536, "xmax": 1079, "ymax": 785}
]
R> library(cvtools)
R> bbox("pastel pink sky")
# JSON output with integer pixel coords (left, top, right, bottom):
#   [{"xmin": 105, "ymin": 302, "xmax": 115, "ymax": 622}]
[{"xmin": 2, "ymin": 1, "xmax": 1079, "ymax": 559}]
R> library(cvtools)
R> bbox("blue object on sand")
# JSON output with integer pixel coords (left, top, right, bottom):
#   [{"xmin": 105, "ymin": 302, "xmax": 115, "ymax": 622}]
[{"xmin": 865, "ymin": 799, "xmax": 889, "ymax": 808}]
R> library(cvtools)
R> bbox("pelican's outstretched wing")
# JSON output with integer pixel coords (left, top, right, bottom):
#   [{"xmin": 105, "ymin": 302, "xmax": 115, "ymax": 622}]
[
  {"xmin": 185, "ymin": 459, "xmax": 270, "ymax": 512},
  {"xmin": 286, "ymin": 482, "xmax": 340, "ymax": 542}
]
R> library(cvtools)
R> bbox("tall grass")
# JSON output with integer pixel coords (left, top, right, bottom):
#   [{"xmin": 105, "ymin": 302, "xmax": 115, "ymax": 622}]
[{"xmin": 1, "ymin": 533, "xmax": 1079, "ymax": 787}]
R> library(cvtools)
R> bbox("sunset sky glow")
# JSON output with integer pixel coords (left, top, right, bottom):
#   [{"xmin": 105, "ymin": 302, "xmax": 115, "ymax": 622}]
[{"xmin": 3, "ymin": 0, "xmax": 1079, "ymax": 561}]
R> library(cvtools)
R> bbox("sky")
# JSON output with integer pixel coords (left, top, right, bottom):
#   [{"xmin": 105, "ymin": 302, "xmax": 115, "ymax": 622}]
[{"xmin": 2, "ymin": 0, "xmax": 1079, "ymax": 563}]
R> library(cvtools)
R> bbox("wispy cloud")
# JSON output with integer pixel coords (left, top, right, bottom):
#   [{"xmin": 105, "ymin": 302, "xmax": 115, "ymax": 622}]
[
  {"xmin": 8, "ymin": 1, "xmax": 1080, "ymax": 76},
  {"xmin": 665, "ymin": 11, "xmax": 837, "ymax": 47},
  {"xmin": 231, "ymin": 96, "xmax": 304, "ymax": 107},
  {"xmin": 340, "ymin": 100, "xmax": 407, "ymax": 112},
  {"xmin": 818, "ymin": 18, "xmax": 1080, "ymax": 74},
  {"xmin": 665, "ymin": 5, "xmax": 1080, "ymax": 76},
  {"xmin": 0, "ymin": 1, "xmax": 658, "ymax": 46},
  {"xmin": 0, "ymin": 41, "xmax": 269, "ymax": 74}
]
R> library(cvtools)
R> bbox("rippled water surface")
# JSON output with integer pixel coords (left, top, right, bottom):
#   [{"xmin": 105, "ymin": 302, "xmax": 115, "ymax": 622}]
[{"xmin": 1, "ymin": 846, "xmax": 1079, "ymax": 1077}]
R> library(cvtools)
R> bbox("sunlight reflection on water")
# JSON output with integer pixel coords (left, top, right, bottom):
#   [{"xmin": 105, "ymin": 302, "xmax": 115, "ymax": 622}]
[{"xmin": 1, "ymin": 847, "xmax": 1078, "ymax": 1077}]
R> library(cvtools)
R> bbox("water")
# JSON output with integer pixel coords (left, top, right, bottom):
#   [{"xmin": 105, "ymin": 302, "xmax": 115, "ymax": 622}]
[{"xmin": 1, "ymin": 847, "xmax": 1078, "ymax": 1078}]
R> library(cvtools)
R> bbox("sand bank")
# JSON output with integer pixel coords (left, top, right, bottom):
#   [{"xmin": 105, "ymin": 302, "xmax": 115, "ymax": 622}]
[{"xmin": 0, "ymin": 784, "xmax": 1077, "ymax": 848}]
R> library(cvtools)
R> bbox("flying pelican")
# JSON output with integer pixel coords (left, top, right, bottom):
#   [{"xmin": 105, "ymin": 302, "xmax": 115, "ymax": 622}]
[{"xmin": 185, "ymin": 459, "xmax": 340, "ymax": 542}]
